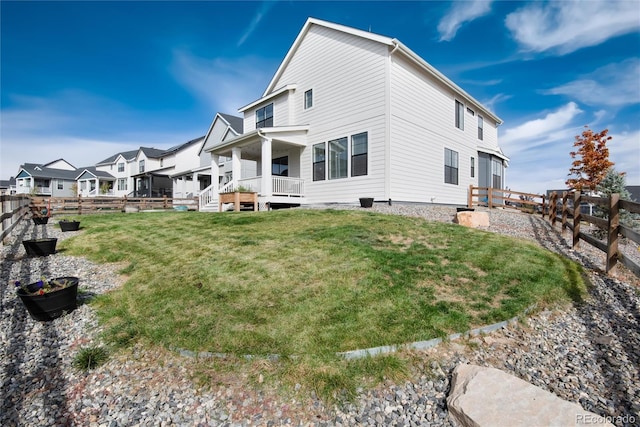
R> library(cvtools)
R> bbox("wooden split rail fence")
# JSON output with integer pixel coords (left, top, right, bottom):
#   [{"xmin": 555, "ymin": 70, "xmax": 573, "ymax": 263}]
[
  {"xmin": 469, "ymin": 186, "xmax": 640, "ymax": 277},
  {"xmin": 28, "ymin": 195, "xmax": 199, "ymax": 216}
]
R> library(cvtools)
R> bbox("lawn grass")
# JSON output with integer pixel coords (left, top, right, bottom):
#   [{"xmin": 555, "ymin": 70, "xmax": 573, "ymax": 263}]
[{"xmin": 60, "ymin": 209, "xmax": 586, "ymax": 399}]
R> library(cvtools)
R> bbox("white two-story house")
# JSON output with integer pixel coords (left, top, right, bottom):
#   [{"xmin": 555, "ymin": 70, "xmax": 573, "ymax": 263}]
[{"xmin": 200, "ymin": 17, "xmax": 508, "ymax": 210}]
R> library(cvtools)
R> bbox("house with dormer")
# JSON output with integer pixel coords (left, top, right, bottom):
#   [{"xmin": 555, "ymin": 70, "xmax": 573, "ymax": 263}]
[
  {"xmin": 200, "ymin": 17, "xmax": 508, "ymax": 211},
  {"xmin": 15, "ymin": 159, "xmax": 79, "ymax": 197}
]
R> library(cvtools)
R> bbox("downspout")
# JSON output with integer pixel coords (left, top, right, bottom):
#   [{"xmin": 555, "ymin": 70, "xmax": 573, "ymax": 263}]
[{"xmin": 384, "ymin": 41, "xmax": 401, "ymax": 201}]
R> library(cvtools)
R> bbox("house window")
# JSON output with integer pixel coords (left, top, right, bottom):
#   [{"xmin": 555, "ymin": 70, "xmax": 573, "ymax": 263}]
[
  {"xmin": 272, "ymin": 156, "xmax": 288, "ymax": 176},
  {"xmin": 471, "ymin": 157, "xmax": 475, "ymax": 178},
  {"xmin": 455, "ymin": 100, "xmax": 464, "ymax": 130},
  {"xmin": 492, "ymin": 158, "xmax": 503, "ymax": 188},
  {"xmin": 139, "ymin": 159, "xmax": 145, "ymax": 173},
  {"xmin": 467, "ymin": 107, "xmax": 475, "ymax": 116},
  {"xmin": 313, "ymin": 143, "xmax": 326, "ymax": 181},
  {"xmin": 57, "ymin": 180, "xmax": 63, "ymax": 190},
  {"xmin": 351, "ymin": 132, "xmax": 368, "ymax": 177},
  {"xmin": 329, "ymin": 137, "xmax": 348, "ymax": 180},
  {"xmin": 304, "ymin": 89, "xmax": 313, "ymax": 109},
  {"xmin": 118, "ymin": 162, "xmax": 124, "ymax": 172},
  {"xmin": 118, "ymin": 178, "xmax": 127, "ymax": 191},
  {"xmin": 160, "ymin": 158, "xmax": 164, "ymax": 167},
  {"xmin": 478, "ymin": 116, "xmax": 484, "ymax": 140},
  {"xmin": 444, "ymin": 148, "xmax": 459, "ymax": 185},
  {"xmin": 256, "ymin": 103, "xmax": 273, "ymax": 128}
]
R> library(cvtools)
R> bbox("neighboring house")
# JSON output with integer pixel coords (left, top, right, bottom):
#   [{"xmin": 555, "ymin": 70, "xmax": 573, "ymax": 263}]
[
  {"xmin": 15, "ymin": 159, "xmax": 78, "ymax": 197},
  {"xmin": 202, "ymin": 17, "xmax": 508, "ymax": 210},
  {"xmin": 166, "ymin": 136, "xmax": 211, "ymax": 199},
  {"xmin": 95, "ymin": 150, "xmax": 139, "ymax": 197},
  {"xmin": 201, "ymin": 113, "xmax": 257, "ymax": 188},
  {"xmin": 76, "ymin": 167, "xmax": 116, "ymax": 197},
  {"xmin": 0, "ymin": 177, "xmax": 16, "ymax": 195}
]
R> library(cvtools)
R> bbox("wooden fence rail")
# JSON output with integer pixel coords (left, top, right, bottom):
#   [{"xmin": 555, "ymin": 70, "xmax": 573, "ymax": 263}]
[
  {"xmin": 469, "ymin": 187, "xmax": 639, "ymax": 277},
  {"xmin": 29, "ymin": 195, "xmax": 199, "ymax": 216},
  {"xmin": 548, "ymin": 191, "xmax": 640, "ymax": 277},
  {"xmin": 1, "ymin": 195, "xmax": 31, "ymax": 242}
]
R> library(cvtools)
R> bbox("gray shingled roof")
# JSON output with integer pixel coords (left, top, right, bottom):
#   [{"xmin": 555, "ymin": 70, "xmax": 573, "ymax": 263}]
[
  {"xmin": 219, "ymin": 113, "xmax": 243, "ymax": 134},
  {"xmin": 163, "ymin": 136, "xmax": 205, "ymax": 154},
  {"xmin": 96, "ymin": 149, "xmax": 139, "ymax": 165},
  {"xmin": 18, "ymin": 163, "xmax": 79, "ymax": 180}
]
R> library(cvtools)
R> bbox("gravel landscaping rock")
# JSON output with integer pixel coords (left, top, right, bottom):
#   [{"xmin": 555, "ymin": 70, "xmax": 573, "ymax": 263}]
[{"xmin": 1, "ymin": 207, "xmax": 639, "ymax": 426}]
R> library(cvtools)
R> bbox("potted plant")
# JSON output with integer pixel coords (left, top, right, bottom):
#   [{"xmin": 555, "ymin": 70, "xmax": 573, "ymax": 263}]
[
  {"xmin": 15, "ymin": 277, "xmax": 79, "ymax": 321},
  {"xmin": 22, "ymin": 237, "xmax": 58, "ymax": 256},
  {"xmin": 359, "ymin": 197, "xmax": 374, "ymax": 208},
  {"xmin": 59, "ymin": 218, "xmax": 81, "ymax": 232},
  {"xmin": 31, "ymin": 207, "xmax": 50, "ymax": 225}
]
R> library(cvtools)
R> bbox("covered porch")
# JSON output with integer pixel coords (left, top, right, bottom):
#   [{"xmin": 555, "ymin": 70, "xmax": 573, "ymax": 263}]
[{"xmin": 201, "ymin": 126, "xmax": 309, "ymax": 211}]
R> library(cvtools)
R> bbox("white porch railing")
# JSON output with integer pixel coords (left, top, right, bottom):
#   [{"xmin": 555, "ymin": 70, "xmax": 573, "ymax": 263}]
[
  {"xmin": 273, "ymin": 176, "xmax": 304, "ymax": 197},
  {"xmin": 198, "ymin": 177, "xmax": 305, "ymax": 209}
]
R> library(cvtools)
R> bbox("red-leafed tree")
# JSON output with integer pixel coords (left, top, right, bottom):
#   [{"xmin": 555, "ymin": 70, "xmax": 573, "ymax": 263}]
[{"xmin": 566, "ymin": 126, "xmax": 614, "ymax": 192}]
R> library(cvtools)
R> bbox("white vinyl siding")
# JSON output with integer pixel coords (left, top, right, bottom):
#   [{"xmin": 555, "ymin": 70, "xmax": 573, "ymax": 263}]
[
  {"xmin": 273, "ymin": 24, "xmax": 387, "ymax": 203},
  {"xmin": 388, "ymin": 54, "xmax": 477, "ymax": 204}
]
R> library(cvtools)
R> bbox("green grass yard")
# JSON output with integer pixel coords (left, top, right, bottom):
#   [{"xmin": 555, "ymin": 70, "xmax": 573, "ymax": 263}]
[{"xmin": 60, "ymin": 209, "xmax": 586, "ymax": 399}]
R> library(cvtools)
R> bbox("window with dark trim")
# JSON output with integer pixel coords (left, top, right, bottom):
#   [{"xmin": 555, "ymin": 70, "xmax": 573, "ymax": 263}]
[
  {"xmin": 329, "ymin": 137, "xmax": 348, "ymax": 180},
  {"xmin": 118, "ymin": 178, "xmax": 127, "ymax": 191},
  {"xmin": 118, "ymin": 162, "xmax": 125, "ymax": 172},
  {"xmin": 256, "ymin": 103, "xmax": 273, "ymax": 128},
  {"xmin": 478, "ymin": 116, "xmax": 484, "ymax": 140},
  {"xmin": 351, "ymin": 132, "xmax": 368, "ymax": 177},
  {"xmin": 139, "ymin": 159, "xmax": 145, "ymax": 173},
  {"xmin": 470, "ymin": 156, "xmax": 475, "ymax": 178},
  {"xmin": 313, "ymin": 143, "xmax": 326, "ymax": 181},
  {"xmin": 57, "ymin": 180, "xmax": 63, "ymax": 190},
  {"xmin": 444, "ymin": 148, "xmax": 459, "ymax": 185},
  {"xmin": 304, "ymin": 89, "xmax": 313, "ymax": 109},
  {"xmin": 455, "ymin": 100, "xmax": 464, "ymax": 130},
  {"xmin": 272, "ymin": 156, "xmax": 288, "ymax": 176}
]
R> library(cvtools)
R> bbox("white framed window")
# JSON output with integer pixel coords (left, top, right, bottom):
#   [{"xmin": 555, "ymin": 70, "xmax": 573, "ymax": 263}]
[
  {"xmin": 455, "ymin": 100, "xmax": 464, "ymax": 130},
  {"xmin": 478, "ymin": 116, "xmax": 484, "ymax": 140},
  {"xmin": 313, "ymin": 143, "xmax": 326, "ymax": 181},
  {"xmin": 445, "ymin": 148, "xmax": 459, "ymax": 185},
  {"xmin": 329, "ymin": 137, "xmax": 348, "ymax": 180},
  {"xmin": 118, "ymin": 178, "xmax": 127, "ymax": 191},
  {"xmin": 256, "ymin": 103, "xmax": 273, "ymax": 128},
  {"xmin": 139, "ymin": 159, "xmax": 145, "ymax": 173},
  {"xmin": 57, "ymin": 180, "xmax": 63, "ymax": 190},
  {"xmin": 118, "ymin": 162, "xmax": 125, "ymax": 172},
  {"xmin": 304, "ymin": 89, "xmax": 313, "ymax": 109},
  {"xmin": 351, "ymin": 132, "xmax": 368, "ymax": 177}
]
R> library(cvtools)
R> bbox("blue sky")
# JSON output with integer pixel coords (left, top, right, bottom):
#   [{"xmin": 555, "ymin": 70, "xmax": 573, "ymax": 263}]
[{"xmin": 1, "ymin": 0, "xmax": 639, "ymax": 194}]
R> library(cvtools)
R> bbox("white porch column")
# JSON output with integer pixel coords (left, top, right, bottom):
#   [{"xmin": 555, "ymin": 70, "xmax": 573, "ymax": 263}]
[
  {"xmin": 261, "ymin": 137, "xmax": 272, "ymax": 196},
  {"xmin": 192, "ymin": 172, "xmax": 199, "ymax": 195},
  {"xmin": 211, "ymin": 154, "xmax": 220, "ymax": 191},
  {"xmin": 231, "ymin": 147, "xmax": 242, "ymax": 182}
]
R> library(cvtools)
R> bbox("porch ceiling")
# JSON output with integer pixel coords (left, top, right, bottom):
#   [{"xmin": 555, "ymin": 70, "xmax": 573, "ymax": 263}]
[{"xmin": 210, "ymin": 126, "xmax": 309, "ymax": 160}]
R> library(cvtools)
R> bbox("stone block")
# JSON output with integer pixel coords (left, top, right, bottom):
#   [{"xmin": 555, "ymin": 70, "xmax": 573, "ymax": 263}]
[
  {"xmin": 447, "ymin": 364, "xmax": 614, "ymax": 427},
  {"xmin": 455, "ymin": 211, "xmax": 490, "ymax": 228}
]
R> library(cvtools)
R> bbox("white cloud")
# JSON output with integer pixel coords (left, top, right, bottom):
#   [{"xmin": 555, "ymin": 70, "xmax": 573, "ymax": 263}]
[
  {"xmin": 171, "ymin": 50, "xmax": 275, "ymax": 114},
  {"xmin": 505, "ymin": 1, "xmax": 640, "ymax": 55},
  {"xmin": 544, "ymin": 58, "xmax": 640, "ymax": 107},
  {"xmin": 438, "ymin": 0, "xmax": 493, "ymax": 41},
  {"xmin": 499, "ymin": 102, "xmax": 586, "ymax": 193},
  {"xmin": 0, "ymin": 92, "xmax": 194, "ymax": 178},
  {"xmin": 500, "ymin": 102, "xmax": 583, "ymax": 150},
  {"xmin": 608, "ymin": 129, "xmax": 640, "ymax": 185},
  {"xmin": 481, "ymin": 93, "xmax": 512, "ymax": 115},
  {"xmin": 237, "ymin": 1, "xmax": 278, "ymax": 47}
]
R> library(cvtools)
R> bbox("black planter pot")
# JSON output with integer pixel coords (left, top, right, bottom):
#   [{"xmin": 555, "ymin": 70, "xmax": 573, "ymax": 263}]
[
  {"xmin": 22, "ymin": 238, "xmax": 58, "ymax": 257},
  {"xmin": 359, "ymin": 197, "xmax": 374, "ymax": 208},
  {"xmin": 59, "ymin": 220, "xmax": 80, "ymax": 232},
  {"xmin": 32, "ymin": 217, "xmax": 49, "ymax": 225},
  {"xmin": 17, "ymin": 277, "xmax": 79, "ymax": 321}
]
